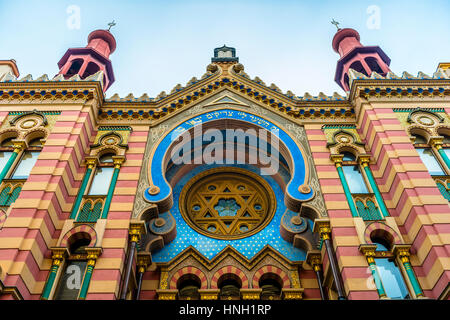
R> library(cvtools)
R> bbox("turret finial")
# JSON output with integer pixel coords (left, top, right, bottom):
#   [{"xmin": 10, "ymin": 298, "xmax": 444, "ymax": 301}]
[
  {"xmin": 331, "ymin": 19, "xmax": 340, "ymax": 31},
  {"xmin": 108, "ymin": 20, "xmax": 116, "ymax": 31}
]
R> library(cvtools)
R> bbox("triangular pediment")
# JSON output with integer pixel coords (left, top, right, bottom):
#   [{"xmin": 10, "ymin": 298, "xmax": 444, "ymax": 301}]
[{"xmin": 205, "ymin": 94, "xmax": 249, "ymax": 107}]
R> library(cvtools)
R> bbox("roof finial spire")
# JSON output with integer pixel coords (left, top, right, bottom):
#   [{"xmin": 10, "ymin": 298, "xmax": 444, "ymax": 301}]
[
  {"xmin": 331, "ymin": 19, "xmax": 340, "ymax": 31},
  {"xmin": 107, "ymin": 20, "xmax": 116, "ymax": 31}
]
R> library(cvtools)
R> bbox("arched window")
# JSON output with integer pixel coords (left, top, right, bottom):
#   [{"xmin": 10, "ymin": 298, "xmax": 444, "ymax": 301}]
[
  {"xmin": 342, "ymin": 151, "xmax": 356, "ymax": 162},
  {"xmin": 371, "ymin": 238, "xmax": 410, "ymax": 300},
  {"xmin": 81, "ymin": 62, "xmax": 100, "ymax": 79},
  {"xmin": 416, "ymin": 148, "xmax": 445, "ymax": 175},
  {"xmin": 411, "ymin": 133, "xmax": 450, "ymax": 201},
  {"xmin": 71, "ymin": 151, "xmax": 124, "ymax": 222},
  {"xmin": 349, "ymin": 61, "xmax": 369, "ymax": 76},
  {"xmin": 365, "ymin": 57, "xmax": 384, "ymax": 74},
  {"xmin": 67, "ymin": 59, "xmax": 83, "ymax": 76},
  {"xmin": 218, "ymin": 276, "xmax": 241, "ymax": 300},
  {"xmin": 177, "ymin": 275, "xmax": 201, "ymax": 300},
  {"xmin": 87, "ymin": 153, "xmax": 115, "ymax": 196},
  {"xmin": 259, "ymin": 275, "xmax": 282, "ymax": 300}
]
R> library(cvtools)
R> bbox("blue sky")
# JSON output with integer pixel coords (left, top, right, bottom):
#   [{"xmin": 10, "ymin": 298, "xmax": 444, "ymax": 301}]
[{"xmin": 1, "ymin": 0, "xmax": 449, "ymax": 97}]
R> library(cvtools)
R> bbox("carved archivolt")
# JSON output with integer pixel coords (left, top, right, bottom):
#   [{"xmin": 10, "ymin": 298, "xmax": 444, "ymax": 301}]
[
  {"xmin": 59, "ymin": 224, "xmax": 98, "ymax": 248},
  {"xmin": 89, "ymin": 126, "xmax": 132, "ymax": 157},
  {"xmin": 326, "ymin": 128, "xmax": 366, "ymax": 157},
  {"xmin": 364, "ymin": 222, "xmax": 402, "ymax": 247},
  {"xmin": 169, "ymin": 266, "xmax": 208, "ymax": 289},
  {"xmin": 0, "ymin": 110, "xmax": 56, "ymax": 144},
  {"xmin": 157, "ymin": 246, "xmax": 300, "ymax": 292},
  {"xmin": 252, "ymin": 265, "xmax": 290, "ymax": 288},
  {"xmin": 397, "ymin": 108, "xmax": 450, "ymax": 143}
]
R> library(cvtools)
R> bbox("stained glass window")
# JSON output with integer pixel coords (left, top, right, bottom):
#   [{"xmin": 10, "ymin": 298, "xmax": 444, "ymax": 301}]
[
  {"xmin": 342, "ymin": 165, "xmax": 369, "ymax": 194},
  {"xmin": 180, "ymin": 167, "xmax": 275, "ymax": 239},
  {"xmin": 416, "ymin": 148, "xmax": 445, "ymax": 175}
]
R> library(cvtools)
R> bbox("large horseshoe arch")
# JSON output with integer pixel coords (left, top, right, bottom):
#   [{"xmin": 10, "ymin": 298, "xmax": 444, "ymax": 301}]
[{"xmin": 144, "ymin": 108, "xmax": 314, "ymax": 213}]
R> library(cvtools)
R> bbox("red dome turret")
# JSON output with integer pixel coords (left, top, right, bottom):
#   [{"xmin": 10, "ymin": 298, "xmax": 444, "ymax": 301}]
[
  {"xmin": 333, "ymin": 26, "xmax": 391, "ymax": 91},
  {"xmin": 57, "ymin": 29, "xmax": 117, "ymax": 91}
]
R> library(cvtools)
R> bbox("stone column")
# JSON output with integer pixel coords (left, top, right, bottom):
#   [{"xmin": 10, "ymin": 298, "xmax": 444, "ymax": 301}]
[
  {"xmin": 120, "ymin": 221, "xmax": 146, "ymax": 300},
  {"xmin": 135, "ymin": 252, "xmax": 152, "ymax": 300},
  {"xmin": 392, "ymin": 245, "xmax": 425, "ymax": 298},
  {"xmin": 306, "ymin": 250, "xmax": 328, "ymax": 300},
  {"xmin": 0, "ymin": 141, "xmax": 26, "ymax": 182},
  {"xmin": 359, "ymin": 244, "xmax": 387, "ymax": 299},
  {"xmin": 358, "ymin": 155, "xmax": 390, "ymax": 218},
  {"xmin": 430, "ymin": 137, "xmax": 450, "ymax": 170},
  {"xmin": 69, "ymin": 157, "xmax": 98, "ymax": 219},
  {"xmin": 101, "ymin": 156, "xmax": 125, "ymax": 219},
  {"xmin": 78, "ymin": 248, "xmax": 102, "ymax": 300},
  {"xmin": 331, "ymin": 154, "xmax": 359, "ymax": 217},
  {"xmin": 313, "ymin": 219, "xmax": 347, "ymax": 300},
  {"xmin": 41, "ymin": 248, "xmax": 68, "ymax": 300}
]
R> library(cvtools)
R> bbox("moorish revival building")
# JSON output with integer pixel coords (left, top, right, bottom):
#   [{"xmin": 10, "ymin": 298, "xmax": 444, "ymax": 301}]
[{"xmin": 0, "ymin": 25, "xmax": 449, "ymax": 301}]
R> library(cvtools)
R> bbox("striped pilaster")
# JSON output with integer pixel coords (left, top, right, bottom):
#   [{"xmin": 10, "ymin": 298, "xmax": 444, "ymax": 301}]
[
  {"xmin": 305, "ymin": 124, "xmax": 378, "ymax": 299},
  {"xmin": 357, "ymin": 101, "xmax": 450, "ymax": 299},
  {"xmin": 78, "ymin": 248, "xmax": 101, "ymax": 299},
  {"xmin": 83, "ymin": 127, "xmax": 147, "ymax": 299},
  {"xmin": 0, "ymin": 107, "xmax": 97, "ymax": 299}
]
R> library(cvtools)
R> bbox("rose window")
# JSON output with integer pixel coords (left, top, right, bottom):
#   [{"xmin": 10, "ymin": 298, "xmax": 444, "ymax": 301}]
[{"xmin": 179, "ymin": 167, "xmax": 276, "ymax": 240}]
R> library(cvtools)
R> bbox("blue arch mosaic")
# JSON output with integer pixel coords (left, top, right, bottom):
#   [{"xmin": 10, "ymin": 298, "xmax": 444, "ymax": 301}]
[
  {"xmin": 144, "ymin": 109, "xmax": 313, "ymax": 206},
  {"xmin": 151, "ymin": 164, "xmax": 308, "ymax": 263}
]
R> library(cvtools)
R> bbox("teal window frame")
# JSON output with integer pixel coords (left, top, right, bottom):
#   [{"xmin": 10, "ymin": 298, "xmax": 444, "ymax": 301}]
[
  {"xmin": 413, "ymin": 134, "xmax": 450, "ymax": 201},
  {"xmin": 342, "ymin": 164, "xmax": 370, "ymax": 194},
  {"xmin": 87, "ymin": 166, "xmax": 115, "ymax": 196}
]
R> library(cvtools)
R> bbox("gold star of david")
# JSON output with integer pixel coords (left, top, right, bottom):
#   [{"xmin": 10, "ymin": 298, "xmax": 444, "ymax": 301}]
[{"xmin": 179, "ymin": 167, "xmax": 276, "ymax": 240}]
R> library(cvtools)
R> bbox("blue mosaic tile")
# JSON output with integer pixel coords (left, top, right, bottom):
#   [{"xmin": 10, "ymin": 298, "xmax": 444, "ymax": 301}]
[{"xmin": 152, "ymin": 164, "xmax": 306, "ymax": 263}]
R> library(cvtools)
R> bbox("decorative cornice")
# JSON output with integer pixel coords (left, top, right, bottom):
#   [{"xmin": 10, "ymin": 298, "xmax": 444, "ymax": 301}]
[
  {"xmin": 282, "ymin": 288, "xmax": 304, "ymax": 300},
  {"xmin": 241, "ymin": 288, "xmax": 262, "ymax": 300},
  {"xmin": 99, "ymin": 79, "xmax": 354, "ymax": 124},
  {"xmin": 348, "ymin": 68, "xmax": 450, "ymax": 101},
  {"xmin": 0, "ymin": 81, "xmax": 102, "ymax": 103}
]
